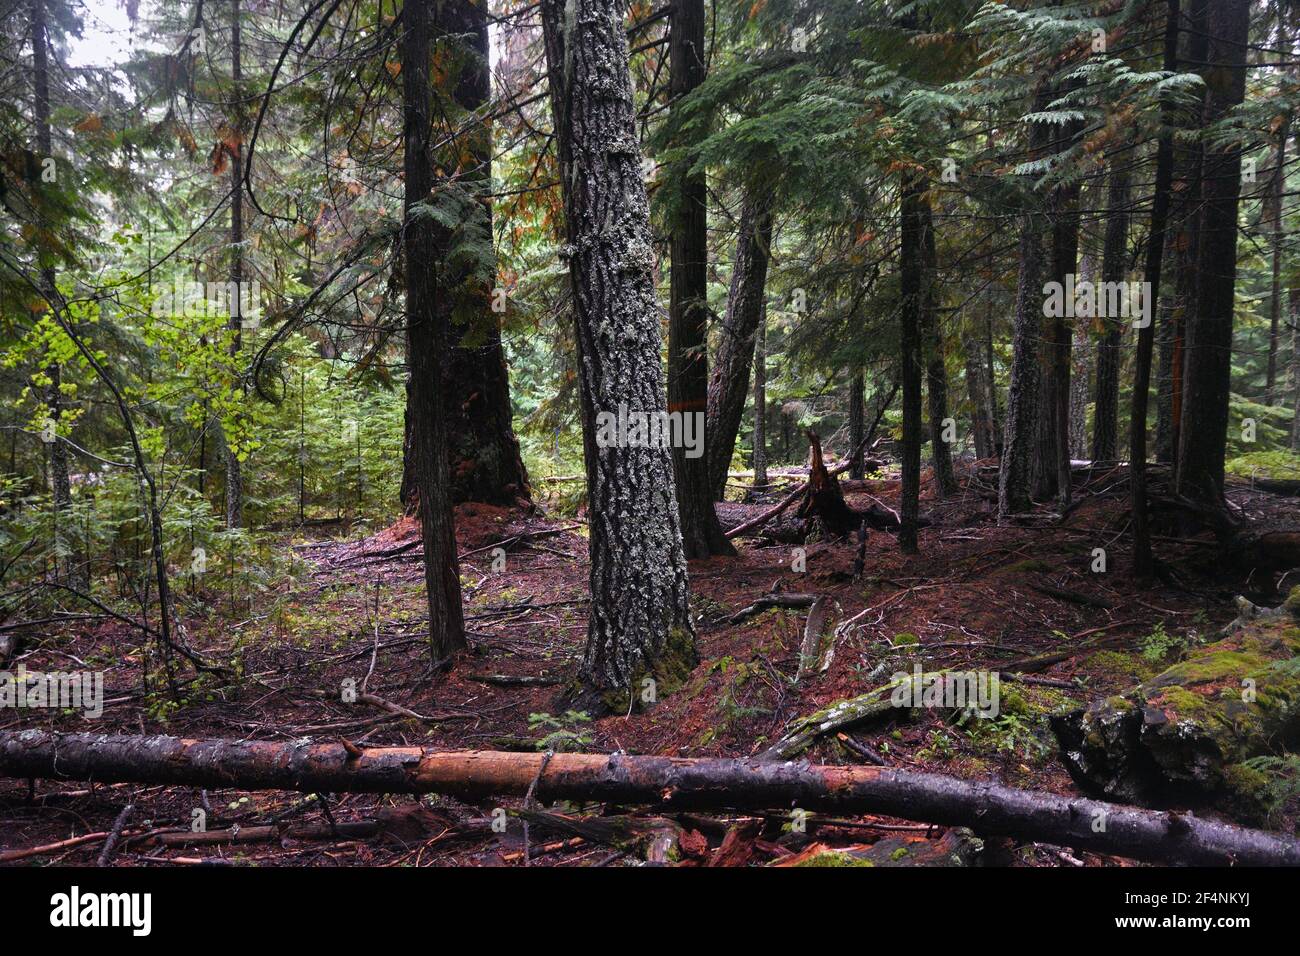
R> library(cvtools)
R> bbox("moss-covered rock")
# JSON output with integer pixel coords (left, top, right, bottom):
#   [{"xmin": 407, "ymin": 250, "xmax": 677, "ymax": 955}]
[{"xmin": 1051, "ymin": 603, "xmax": 1300, "ymax": 819}]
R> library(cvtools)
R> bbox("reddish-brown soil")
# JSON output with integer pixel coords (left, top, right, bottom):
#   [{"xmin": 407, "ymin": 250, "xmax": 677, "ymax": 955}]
[{"xmin": 1, "ymin": 465, "xmax": 1294, "ymax": 867}]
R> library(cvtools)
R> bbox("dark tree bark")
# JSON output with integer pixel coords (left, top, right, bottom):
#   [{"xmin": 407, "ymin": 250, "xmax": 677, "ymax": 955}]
[
  {"xmin": 706, "ymin": 194, "xmax": 773, "ymax": 500},
  {"xmin": 848, "ymin": 372, "xmax": 866, "ymax": 479},
  {"xmin": 440, "ymin": 0, "xmax": 529, "ymax": 506},
  {"xmin": 1292, "ymin": 288, "xmax": 1300, "ymax": 451},
  {"xmin": 1131, "ymin": 0, "xmax": 1181, "ymax": 576},
  {"xmin": 1175, "ymin": 0, "xmax": 1250, "ymax": 507},
  {"xmin": 1266, "ymin": 119, "xmax": 1289, "ymax": 405},
  {"xmin": 1092, "ymin": 167, "xmax": 1130, "ymax": 462},
  {"xmin": 402, "ymin": 0, "xmax": 466, "ymax": 663},
  {"xmin": 540, "ymin": 0, "xmax": 694, "ymax": 705},
  {"xmin": 666, "ymin": 0, "xmax": 732, "ymax": 556},
  {"xmin": 898, "ymin": 176, "xmax": 926, "ymax": 552},
  {"xmin": 962, "ymin": 321, "xmax": 996, "ymax": 460},
  {"xmin": 1158, "ymin": 0, "xmax": 1209, "ymax": 468},
  {"xmin": 1036, "ymin": 150, "xmax": 1080, "ymax": 506},
  {"xmin": 999, "ymin": 93, "xmax": 1051, "ymax": 518},
  {"xmin": 753, "ymin": 301, "xmax": 768, "ymax": 489},
  {"xmin": 225, "ymin": 0, "xmax": 245, "ymax": 530},
  {"xmin": 921, "ymin": 201, "xmax": 956, "ymax": 497}
]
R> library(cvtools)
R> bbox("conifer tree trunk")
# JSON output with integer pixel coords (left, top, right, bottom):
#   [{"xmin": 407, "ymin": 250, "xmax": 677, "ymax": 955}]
[
  {"xmin": 999, "ymin": 93, "xmax": 1050, "ymax": 518},
  {"xmin": 437, "ymin": 0, "xmax": 529, "ymax": 506},
  {"xmin": 403, "ymin": 0, "xmax": 466, "ymax": 664},
  {"xmin": 1131, "ymin": 0, "xmax": 1180, "ymax": 575},
  {"xmin": 848, "ymin": 372, "xmax": 866, "ymax": 479},
  {"xmin": 664, "ymin": 0, "xmax": 731, "ymax": 555},
  {"xmin": 706, "ymin": 194, "xmax": 772, "ymax": 500},
  {"xmin": 1159, "ymin": 0, "xmax": 1208, "ymax": 473},
  {"xmin": 752, "ymin": 302, "xmax": 767, "ymax": 491},
  {"xmin": 899, "ymin": 176, "xmax": 925, "ymax": 551},
  {"xmin": 1175, "ymin": 0, "xmax": 1250, "ymax": 507},
  {"xmin": 1291, "ymin": 288, "xmax": 1300, "ymax": 451},
  {"xmin": 30, "ymin": 0, "xmax": 78, "ymax": 587},
  {"xmin": 30, "ymin": 0, "xmax": 75, "ymax": 582},
  {"xmin": 1266, "ymin": 119, "xmax": 1288, "ymax": 406},
  {"xmin": 922, "ymin": 202, "xmax": 956, "ymax": 497},
  {"xmin": 962, "ymin": 323, "xmax": 995, "ymax": 460},
  {"xmin": 225, "ymin": 0, "xmax": 244, "ymax": 530},
  {"xmin": 1037, "ymin": 167, "xmax": 1079, "ymax": 505},
  {"xmin": 1092, "ymin": 167, "xmax": 1130, "ymax": 461},
  {"xmin": 540, "ymin": 0, "xmax": 694, "ymax": 706}
]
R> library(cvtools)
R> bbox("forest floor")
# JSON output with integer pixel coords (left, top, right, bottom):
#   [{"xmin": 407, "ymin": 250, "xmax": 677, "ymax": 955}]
[{"xmin": 2, "ymin": 460, "xmax": 1297, "ymax": 867}]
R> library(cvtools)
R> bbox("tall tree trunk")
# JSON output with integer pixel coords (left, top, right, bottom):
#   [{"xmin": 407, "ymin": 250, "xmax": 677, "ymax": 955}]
[
  {"xmin": 403, "ymin": 0, "xmax": 466, "ymax": 664},
  {"xmin": 225, "ymin": 0, "xmax": 244, "ymax": 530},
  {"xmin": 1266, "ymin": 118, "xmax": 1289, "ymax": 406},
  {"xmin": 752, "ymin": 301, "xmax": 767, "ymax": 491},
  {"xmin": 999, "ymin": 91, "xmax": 1051, "ymax": 518},
  {"xmin": 666, "ymin": 0, "xmax": 731, "ymax": 556},
  {"xmin": 1070, "ymin": 321, "xmax": 1091, "ymax": 459},
  {"xmin": 1161, "ymin": 0, "xmax": 1209, "ymax": 473},
  {"xmin": 1131, "ymin": 0, "xmax": 1180, "ymax": 576},
  {"xmin": 962, "ymin": 321, "xmax": 995, "ymax": 460},
  {"xmin": 706, "ymin": 194, "xmax": 773, "ymax": 500},
  {"xmin": 1039, "ymin": 165, "xmax": 1080, "ymax": 506},
  {"xmin": 1292, "ymin": 287, "xmax": 1300, "ymax": 450},
  {"xmin": 898, "ymin": 176, "xmax": 926, "ymax": 551},
  {"xmin": 922, "ymin": 203, "xmax": 956, "ymax": 497},
  {"xmin": 1092, "ymin": 167, "xmax": 1130, "ymax": 461},
  {"xmin": 30, "ymin": 0, "xmax": 78, "ymax": 587},
  {"xmin": 540, "ymin": 0, "xmax": 694, "ymax": 706},
  {"xmin": 438, "ymin": 0, "xmax": 529, "ymax": 506},
  {"xmin": 1175, "ymin": 0, "xmax": 1250, "ymax": 507},
  {"xmin": 848, "ymin": 372, "xmax": 866, "ymax": 479}
]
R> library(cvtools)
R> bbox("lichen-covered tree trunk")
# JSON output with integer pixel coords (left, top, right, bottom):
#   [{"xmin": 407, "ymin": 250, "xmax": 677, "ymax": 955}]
[
  {"xmin": 706, "ymin": 194, "xmax": 773, "ymax": 500},
  {"xmin": 1092, "ymin": 167, "xmax": 1129, "ymax": 462},
  {"xmin": 898, "ymin": 176, "xmax": 925, "ymax": 551},
  {"xmin": 1175, "ymin": 0, "xmax": 1250, "ymax": 506},
  {"xmin": 403, "ymin": 0, "xmax": 466, "ymax": 663},
  {"xmin": 921, "ymin": 200, "xmax": 956, "ymax": 498},
  {"xmin": 540, "ymin": 0, "xmax": 694, "ymax": 706},
  {"xmin": 1069, "ymin": 321, "xmax": 1090, "ymax": 459}
]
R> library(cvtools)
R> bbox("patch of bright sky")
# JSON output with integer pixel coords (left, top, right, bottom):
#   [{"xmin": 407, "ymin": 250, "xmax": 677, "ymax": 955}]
[{"xmin": 67, "ymin": 0, "xmax": 142, "ymax": 69}]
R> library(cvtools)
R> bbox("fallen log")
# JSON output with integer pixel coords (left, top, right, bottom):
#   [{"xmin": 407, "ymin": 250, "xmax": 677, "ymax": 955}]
[
  {"xmin": 1252, "ymin": 477, "xmax": 1300, "ymax": 497},
  {"xmin": 1, "ymin": 731, "xmax": 1297, "ymax": 864}
]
